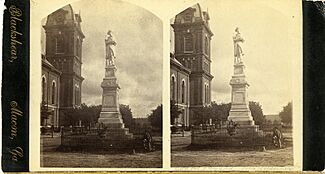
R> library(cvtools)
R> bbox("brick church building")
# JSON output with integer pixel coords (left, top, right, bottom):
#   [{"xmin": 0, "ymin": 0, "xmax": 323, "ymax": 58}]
[
  {"xmin": 41, "ymin": 4, "xmax": 84, "ymax": 128},
  {"xmin": 170, "ymin": 4, "xmax": 214, "ymax": 127}
]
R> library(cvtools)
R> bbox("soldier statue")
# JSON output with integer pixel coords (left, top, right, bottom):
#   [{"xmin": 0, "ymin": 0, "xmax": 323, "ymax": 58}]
[
  {"xmin": 233, "ymin": 27, "xmax": 245, "ymax": 64},
  {"xmin": 105, "ymin": 30, "xmax": 117, "ymax": 66}
]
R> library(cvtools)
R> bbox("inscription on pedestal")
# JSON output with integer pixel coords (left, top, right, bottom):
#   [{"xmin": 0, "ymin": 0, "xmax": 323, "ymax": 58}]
[
  {"xmin": 103, "ymin": 95, "xmax": 116, "ymax": 107},
  {"xmin": 233, "ymin": 92, "xmax": 244, "ymax": 104}
]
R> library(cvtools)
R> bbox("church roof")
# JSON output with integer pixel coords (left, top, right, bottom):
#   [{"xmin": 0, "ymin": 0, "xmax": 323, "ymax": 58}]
[
  {"xmin": 42, "ymin": 54, "xmax": 61, "ymax": 75},
  {"xmin": 172, "ymin": 3, "xmax": 213, "ymax": 36},
  {"xmin": 174, "ymin": 3, "xmax": 209, "ymax": 25},
  {"xmin": 46, "ymin": 5, "xmax": 75, "ymax": 26},
  {"xmin": 170, "ymin": 53, "xmax": 191, "ymax": 74},
  {"xmin": 44, "ymin": 4, "xmax": 85, "ymax": 38}
]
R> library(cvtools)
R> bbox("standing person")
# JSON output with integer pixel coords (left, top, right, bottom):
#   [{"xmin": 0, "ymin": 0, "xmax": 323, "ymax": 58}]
[
  {"xmin": 105, "ymin": 30, "xmax": 117, "ymax": 66},
  {"xmin": 233, "ymin": 27, "xmax": 245, "ymax": 64}
]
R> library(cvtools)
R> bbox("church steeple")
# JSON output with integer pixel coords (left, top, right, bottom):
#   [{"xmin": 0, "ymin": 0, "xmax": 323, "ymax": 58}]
[
  {"xmin": 43, "ymin": 4, "xmax": 85, "ymax": 108},
  {"xmin": 171, "ymin": 3, "xmax": 213, "ymax": 107}
]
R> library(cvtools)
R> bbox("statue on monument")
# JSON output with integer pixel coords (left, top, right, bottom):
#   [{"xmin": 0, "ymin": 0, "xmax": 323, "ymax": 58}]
[
  {"xmin": 233, "ymin": 27, "xmax": 245, "ymax": 64},
  {"xmin": 105, "ymin": 30, "xmax": 117, "ymax": 66}
]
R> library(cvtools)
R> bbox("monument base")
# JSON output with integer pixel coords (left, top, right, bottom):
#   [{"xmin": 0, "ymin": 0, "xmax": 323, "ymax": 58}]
[
  {"xmin": 227, "ymin": 114, "xmax": 255, "ymax": 126},
  {"xmin": 98, "ymin": 112, "xmax": 125, "ymax": 128},
  {"xmin": 60, "ymin": 111, "xmax": 134, "ymax": 151},
  {"xmin": 98, "ymin": 111, "xmax": 133, "ymax": 140},
  {"xmin": 228, "ymin": 106, "xmax": 255, "ymax": 126}
]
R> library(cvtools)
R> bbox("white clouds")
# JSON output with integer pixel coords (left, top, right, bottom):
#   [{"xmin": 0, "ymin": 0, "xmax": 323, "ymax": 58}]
[
  {"xmin": 71, "ymin": 0, "xmax": 163, "ymax": 117},
  {"xmin": 42, "ymin": 0, "xmax": 297, "ymax": 117},
  {"xmin": 199, "ymin": 1, "xmax": 295, "ymax": 114},
  {"xmin": 170, "ymin": 1, "xmax": 295, "ymax": 115}
]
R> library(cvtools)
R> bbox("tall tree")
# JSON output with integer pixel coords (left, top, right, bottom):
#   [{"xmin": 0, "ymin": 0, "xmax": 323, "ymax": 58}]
[
  {"xmin": 249, "ymin": 101, "xmax": 265, "ymax": 125},
  {"xmin": 119, "ymin": 104, "xmax": 134, "ymax": 129},
  {"xmin": 62, "ymin": 103, "xmax": 101, "ymax": 126},
  {"xmin": 279, "ymin": 102, "xmax": 292, "ymax": 125},
  {"xmin": 192, "ymin": 102, "xmax": 231, "ymax": 125},
  {"xmin": 192, "ymin": 106, "xmax": 212, "ymax": 125},
  {"xmin": 211, "ymin": 102, "xmax": 231, "ymax": 121},
  {"xmin": 148, "ymin": 104, "xmax": 162, "ymax": 131},
  {"xmin": 61, "ymin": 104, "xmax": 136, "ymax": 128},
  {"xmin": 170, "ymin": 100, "xmax": 181, "ymax": 125},
  {"xmin": 190, "ymin": 101, "xmax": 264, "ymax": 125}
]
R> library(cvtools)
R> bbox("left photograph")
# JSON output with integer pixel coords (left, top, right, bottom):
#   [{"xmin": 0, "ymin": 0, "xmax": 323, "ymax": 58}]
[{"xmin": 40, "ymin": 0, "xmax": 162, "ymax": 168}]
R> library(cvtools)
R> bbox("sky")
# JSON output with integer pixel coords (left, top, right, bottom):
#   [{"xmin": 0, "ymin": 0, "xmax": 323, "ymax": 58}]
[
  {"xmin": 42, "ymin": 0, "xmax": 163, "ymax": 118},
  {"xmin": 171, "ymin": 0, "xmax": 295, "ymax": 114},
  {"xmin": 41, "ymin": 0, "xmax": 297, "ymax": 116}
]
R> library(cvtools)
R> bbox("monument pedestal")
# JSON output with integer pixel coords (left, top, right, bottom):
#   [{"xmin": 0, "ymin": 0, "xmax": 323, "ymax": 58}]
[
  {"xmin": 98, "ymin": 65, "xmax": 133, "ymax": 141},
  {"xmin": 228, "ymin": 62, "xmax": 259, "ymax": 133}
]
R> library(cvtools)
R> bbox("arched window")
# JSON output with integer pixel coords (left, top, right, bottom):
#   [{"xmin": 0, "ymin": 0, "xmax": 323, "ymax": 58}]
[
  {"xmin": 205, "ymin": 36, "xmax": 209, "ymax": 54},
  {"xmin": 77, "ymin": 37, "xmax": 82, "ymax": 58},
  {"xmin": 204, "ymin": 84, "xmax": 207, "ymax": 103},
  {"xmin": 51, "ymin": 81, "xmax": 56, "ymax": 104},
  {"xmin": 171, "ymin": 76, "xmax": 175, "ymax": 100},
  {"xmin": 181, "ymin": 80, "xmax": 185, "ymax": 103},
  {"xmin": 74, "ymin": 84, "xmax": 80, "ymax": 106},
  {"xmin": 42, "ymin": 77, "xmax": 46, "ymax": 102},
  {"xmin": 207, "ymin": 85, "xmax": 210, "ymax": 103},
  {"xmin": 204, "ymin": 84, "xmax": 209, "ymax": 104}
]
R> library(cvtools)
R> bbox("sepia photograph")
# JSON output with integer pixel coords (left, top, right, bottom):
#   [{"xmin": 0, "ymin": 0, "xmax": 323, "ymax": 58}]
[
  {"xmin": 4, "ymin": 0, "xmax": 325, "ymax": 171},
  {"xmin": 170, "ymin": 1, "xmax": 299, "ymax": 168},
  {"xmin": 39, "ymin": 0, "xmax": 162, "ymax": 168}
]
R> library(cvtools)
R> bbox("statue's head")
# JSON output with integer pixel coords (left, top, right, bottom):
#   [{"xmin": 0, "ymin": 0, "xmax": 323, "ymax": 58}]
[
  {"xmin": 107, "ymin": 30, "xmax": 112, "ymax": 35},
  {"xmin": 235, "ymin": 27, "xmax": 239, "ymax": 33}
]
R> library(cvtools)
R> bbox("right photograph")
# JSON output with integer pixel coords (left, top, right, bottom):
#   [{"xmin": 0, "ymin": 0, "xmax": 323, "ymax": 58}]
[{"xmin": 170, "ymin": 1, "xmax": 297, "ymax": 167}]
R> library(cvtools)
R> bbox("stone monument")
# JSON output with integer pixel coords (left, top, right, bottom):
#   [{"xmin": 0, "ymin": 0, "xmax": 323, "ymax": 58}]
[
  {"xmin": 228, "ymin": 28, "xmax": 258, "ymax": 131},
  {"xmin": 98, "ymin": 30, "xmax": 133, "ymax": 140},
  {"xmin": 60, "ymin": 31, "xmax": 133, "ymax": 151},
  {"xmin": 191, "ymin": 28, "xmax": 264, "ymax": 147}
]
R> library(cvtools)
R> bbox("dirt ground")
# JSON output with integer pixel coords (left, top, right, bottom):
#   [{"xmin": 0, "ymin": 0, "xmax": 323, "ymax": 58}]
[
  {"xmin": 41, "ymin": 135, "xmax": 162, "ymax": 168},
  {"xmin": 171, "ymin": 132, "xmax": 293, "ymax": 167}
]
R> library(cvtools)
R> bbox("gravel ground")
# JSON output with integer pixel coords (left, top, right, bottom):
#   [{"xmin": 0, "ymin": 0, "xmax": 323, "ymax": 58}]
[
  {"xmin": 41, "ymin": 151, "xmax": 162, "ymax": 168},
  {"xmin": 171, "ymin": 132, "xmax": 293, "ymax": 167},
  {"xmin": 41, "ymin": 136, "xmax": 162, "ymax": 168}
]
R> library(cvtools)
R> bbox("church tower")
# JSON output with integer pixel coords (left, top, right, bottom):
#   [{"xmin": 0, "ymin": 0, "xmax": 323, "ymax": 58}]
[
  {"xmin": 43, "ymin": 5, "xmax": 85, "ymax": 121},
  {"xmin": 172, "ymin": 4, "xmax": 214, "ymax": 121}
]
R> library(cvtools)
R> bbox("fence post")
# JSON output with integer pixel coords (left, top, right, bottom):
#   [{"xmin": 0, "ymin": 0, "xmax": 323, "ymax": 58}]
[
  {"xmin": 191, "ymin": 127, "xmax": 194, "ymax": 145},
  {"xmin": 51, "ymin": 125, "xmax": 54, "ymax": 138},
  {"xmin": 60, "ymin": 126, "xmax": 64, "ymax": 145}
]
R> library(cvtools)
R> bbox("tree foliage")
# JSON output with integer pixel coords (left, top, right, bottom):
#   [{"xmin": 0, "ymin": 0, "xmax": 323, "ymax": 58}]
[
  {"xmin": 61, "ymin": 103, "xmax": 135, "ymax": 128},
  {"xmin": 170, "ymin": 100, "xmax": 181, "ymax": 125},
  {"xmin": 62, "ymin": 103, "xmax": 101, "ymax": 126},
  {"xmin": 279, "ymin": 102, "xmax": 292, "ymax": 125},
  {"xmin": 192, "ymin": 106, "xmax": 211, "ymax": 125},
  {"xmin": 211, "ymin": 102, "xmax": 231, "ymax": 121},
  {"xmin": 192, "ymin": 102, "xmax": 231, "ymax": 125},
  {"xmin": 148, "ymin": 104, "xmax": 162, "ymax": 131},
  {"xmin": 190, "ymin": 101, "xmax": 265, "ymax": 125},
  {"xmin": 249, "ymin": 101, "xmax": 265, "ymax": 125},
  {"xmin": 119, "ymin": 104, "xmax": 134, "ymax": 129}
]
